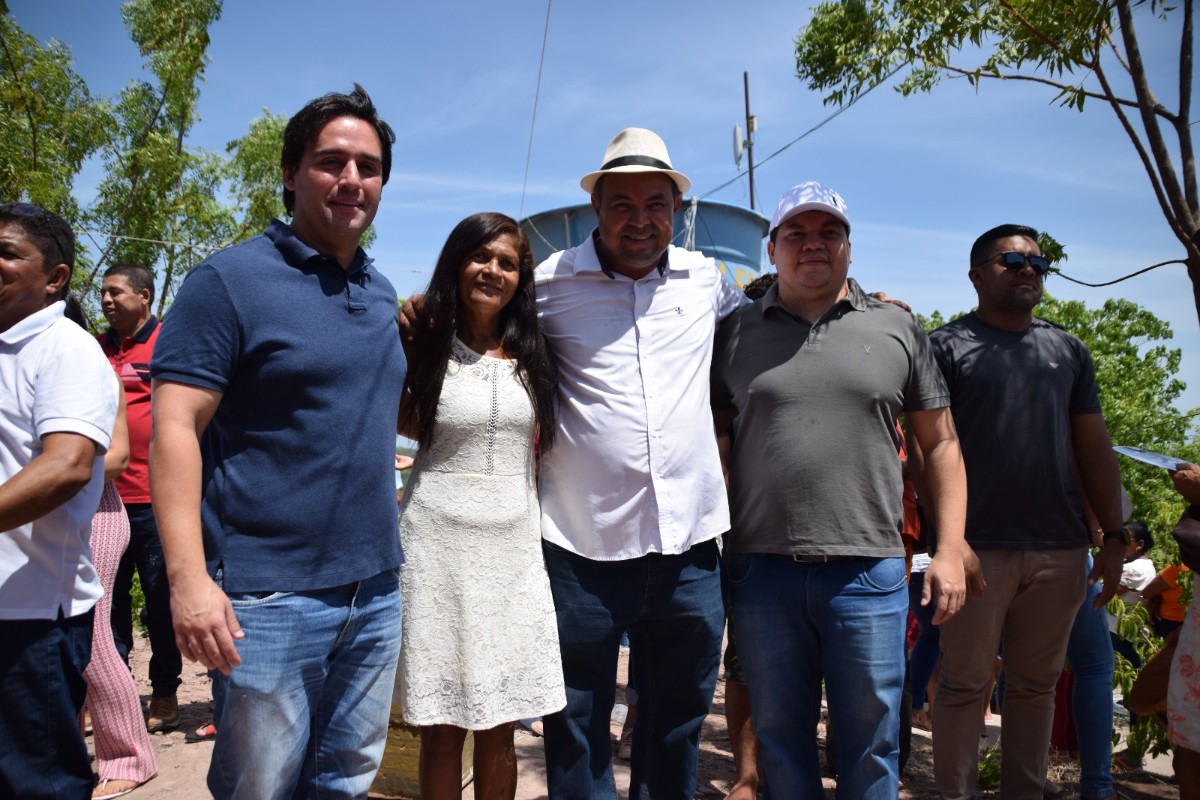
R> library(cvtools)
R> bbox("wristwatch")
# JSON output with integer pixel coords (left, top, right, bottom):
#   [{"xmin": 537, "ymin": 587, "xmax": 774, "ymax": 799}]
[{"xmin": 1102, "ymin": 527, "xmax": 1130, "ymax": 545}]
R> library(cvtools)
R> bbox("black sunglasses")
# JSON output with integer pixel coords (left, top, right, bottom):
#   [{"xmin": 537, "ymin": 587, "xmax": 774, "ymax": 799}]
[
  {"xmin": 1, "ymin": 202, "xmax": 69, "ymax": 266},
  {"xmin": 976, "ymin": 251, "xmax": 1051, "ymax": 276}
]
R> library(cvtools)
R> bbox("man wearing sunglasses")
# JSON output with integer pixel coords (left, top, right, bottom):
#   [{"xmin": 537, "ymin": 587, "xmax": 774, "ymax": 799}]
[{"xmin": 926, "ymin": 224, "xmax": 1126, "ymax": 800}]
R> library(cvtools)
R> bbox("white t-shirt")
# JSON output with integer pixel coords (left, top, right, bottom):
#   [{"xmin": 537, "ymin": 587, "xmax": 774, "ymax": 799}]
[
  {"xmin": 1108, "ymin": 555, "xmax": 1158, "ymax": 633},
  {"xmin": 0, "ymin": 302, "xmax": 117, "ymax": 619},
  {"xmin": 534, "ymin": 237, "xmax": 747, "ymax": 560}
]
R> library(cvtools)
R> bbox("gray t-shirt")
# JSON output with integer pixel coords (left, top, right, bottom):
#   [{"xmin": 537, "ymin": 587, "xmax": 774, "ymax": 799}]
[
  {"xmin": 929, "ymin": 312, "xmax": 1101, "ymax": 549},
  {"xmin": 711, "ymin": 279, "xmax": 950, "ymax": 557}
]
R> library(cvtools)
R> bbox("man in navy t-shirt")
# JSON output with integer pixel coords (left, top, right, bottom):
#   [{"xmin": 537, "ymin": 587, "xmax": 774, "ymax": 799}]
[{"xmin": 150, "ymin": 85, "xmax": 406, "ymax": 799}]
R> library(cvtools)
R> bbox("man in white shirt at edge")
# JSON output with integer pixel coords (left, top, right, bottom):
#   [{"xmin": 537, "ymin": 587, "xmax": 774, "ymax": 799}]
[
  {"xmin": 532, "ymin": 128, "xmax": 747, "ymax": 799},
  {"xmin": 0, "ymin": 202, "xmax": 118, "ymax": 799}
]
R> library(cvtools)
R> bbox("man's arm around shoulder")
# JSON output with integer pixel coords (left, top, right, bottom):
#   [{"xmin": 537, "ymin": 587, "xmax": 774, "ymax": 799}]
[{"xmin": 150, "ymin": 379, "xmax": 243, "ymax": 675}]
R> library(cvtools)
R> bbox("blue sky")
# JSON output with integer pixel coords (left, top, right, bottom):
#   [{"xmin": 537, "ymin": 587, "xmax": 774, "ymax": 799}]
[{"xmin": 10, "ymin": 0, "xmax": 1200, "ymax": 419}]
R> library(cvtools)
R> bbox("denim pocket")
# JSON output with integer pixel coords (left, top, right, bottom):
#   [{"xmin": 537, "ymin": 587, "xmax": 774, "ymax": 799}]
[
  {"xmin": 724, "ymin": 552, "xmax": 755, "ymax": 585},
  {"xmin": 859, "ymin": 557, "xmax": 907, "ymax": 593},
  {"xmin": 226, "ymin": 590, "xmax": 287, "ymax": 607}
]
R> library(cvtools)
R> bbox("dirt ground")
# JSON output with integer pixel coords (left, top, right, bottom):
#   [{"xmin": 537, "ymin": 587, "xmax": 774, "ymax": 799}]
[{"xmin": 105, "ymin": 635, "xmax": 1181, "ymax": 799}]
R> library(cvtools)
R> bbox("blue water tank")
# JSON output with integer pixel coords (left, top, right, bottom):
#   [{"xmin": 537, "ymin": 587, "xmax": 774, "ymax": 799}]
[{"xmin": 520, "ymin": 199, "xmax": 769, "ymax": 287}]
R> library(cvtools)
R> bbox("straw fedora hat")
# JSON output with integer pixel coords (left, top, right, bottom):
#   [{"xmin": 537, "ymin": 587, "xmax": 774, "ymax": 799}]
[{"xmin": 579, "ymin": 128, "xmax": 691, "ymax": 195}]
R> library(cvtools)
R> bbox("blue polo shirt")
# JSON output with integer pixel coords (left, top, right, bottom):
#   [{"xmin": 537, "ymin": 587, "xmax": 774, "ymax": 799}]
[{"xmin": 151, "ymin": 220, "xmax": 406, "ymax": 592}]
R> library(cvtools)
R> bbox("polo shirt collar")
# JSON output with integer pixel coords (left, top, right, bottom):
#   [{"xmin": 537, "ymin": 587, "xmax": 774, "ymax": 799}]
[
  {"xmin": 589, "ymin": 229, "xmax": 670, "ymax": 280},
  {"xmin": 104, "ymin": 315, "xmax": 158, "ymax": 349},
  {"xmin": 265, "ymin": 219, "xmax": 374, "ymax": 277},
  {"xmin": 0, "ymin": 301, "xmax": 64, "ymax": 346},
  {"xmin": 759, "ymin": 277, "xmax": 868, "ymax": 317}
]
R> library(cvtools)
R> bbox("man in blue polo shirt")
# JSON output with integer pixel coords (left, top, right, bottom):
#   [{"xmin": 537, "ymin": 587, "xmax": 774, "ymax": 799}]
[{"xmin": 149, "ymin": 84, "xmax": 406, "ymax": 798}]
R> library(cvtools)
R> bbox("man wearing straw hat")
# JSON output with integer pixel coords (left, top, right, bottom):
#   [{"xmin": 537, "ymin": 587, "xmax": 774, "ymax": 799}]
[{"xmin": 534, "ymin": 127, "xmax": 747, "ymax": 798}]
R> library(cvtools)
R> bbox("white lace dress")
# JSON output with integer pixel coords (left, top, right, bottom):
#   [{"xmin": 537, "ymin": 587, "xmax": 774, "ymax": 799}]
[{"xmin": 397, "ymin": 339, "xmax": 566, "ymax": 729}]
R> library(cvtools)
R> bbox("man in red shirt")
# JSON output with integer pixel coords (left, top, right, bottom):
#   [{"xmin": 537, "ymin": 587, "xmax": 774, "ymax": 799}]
[{"xmin": 97, "ymin": 264, "xmax": 181, "ymax": 731}]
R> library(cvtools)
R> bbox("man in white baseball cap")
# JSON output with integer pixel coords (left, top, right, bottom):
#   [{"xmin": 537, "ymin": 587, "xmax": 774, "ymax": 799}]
[
  {"xmin": 534, "ymin": 128, "xmax": 747, "ymax": 798},
  {"xmin": 711, "ymin": 180, "xmax": 975, "ymax": 798}
]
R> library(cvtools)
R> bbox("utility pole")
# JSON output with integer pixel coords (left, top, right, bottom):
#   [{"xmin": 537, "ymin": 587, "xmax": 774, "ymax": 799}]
[{"xmin": 744, "ymin": 71, "xmax": 756, "ymax": 211}]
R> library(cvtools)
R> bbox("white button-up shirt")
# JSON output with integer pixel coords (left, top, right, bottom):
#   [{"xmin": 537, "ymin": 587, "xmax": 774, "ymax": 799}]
[
  {"xmin": 535, "ymin": 234, "xmax": 747, "ymax": 560},
  {"xmin": 0, "ymin": 302, "xmax": 116, "ymax": 619}
]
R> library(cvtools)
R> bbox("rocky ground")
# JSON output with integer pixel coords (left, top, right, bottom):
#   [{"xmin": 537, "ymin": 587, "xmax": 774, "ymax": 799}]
[{"xmin": 104, "ymin": 635, "xmax": 1180, "ymax": 799}]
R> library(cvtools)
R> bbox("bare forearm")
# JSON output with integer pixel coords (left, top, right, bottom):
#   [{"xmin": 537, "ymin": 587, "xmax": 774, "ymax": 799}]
[
  {"xmin": 1071, "ymin": 414, "xmax": 1124, "ymax": 531},
  {"xmin": 922, "ymin": 439, "xmax": 967, "ymax": 554},
  {"xmin": 0, "ymin": 451, "xmax": 93, "ymax": 531},
  {"xmin": 149, "ymin": 422, "xmax": 210, "ymax": 586}
]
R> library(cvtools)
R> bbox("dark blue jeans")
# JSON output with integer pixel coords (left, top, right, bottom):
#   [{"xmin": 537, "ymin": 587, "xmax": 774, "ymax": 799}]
[
  {"xmin": 1068, "ymin": 558, "xmax": 1115, "ymax": 799},
  {"xmin": 908, "ymin": 570, "xmax": 941, "ymax": 709},
  {"xmin": 730, "ymin": 553, "xmax": 908, "ymax": 800},
  {"xmin": 542, "ymin": 540, "xmax": 724, "ymax": 800},
  {"xmin": 0, "ymin": 610, "xmax": 94, "ymax": 799},
  {"xmin": 111, "ymin": 502, "xmax": 181, "ymax": 697}
]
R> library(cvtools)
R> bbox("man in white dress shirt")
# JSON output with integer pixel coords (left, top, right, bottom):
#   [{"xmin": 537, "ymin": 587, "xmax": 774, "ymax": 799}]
[{"xmin": 534, "ymin": 128, "xmax": 747, "ymax": 799}]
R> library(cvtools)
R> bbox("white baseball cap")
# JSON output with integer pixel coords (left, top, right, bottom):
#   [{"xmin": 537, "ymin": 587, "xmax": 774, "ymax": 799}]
[{"xmin": 770, "ymin": 181, "xmax": 850, "ymax": 235}]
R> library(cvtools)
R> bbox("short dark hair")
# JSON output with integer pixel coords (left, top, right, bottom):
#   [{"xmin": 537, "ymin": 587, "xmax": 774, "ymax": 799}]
[
  {"xmin": 103, "ymin": 263, "xmax": 155, "ymax": 304},
  {"xmin": 0, "ymin": 202, "xmax": 76, "ymax": 302},
  {"xmin": 403, "ymin": 212, "xmax": 558, "ymax": 454},
  {"xmin": 742, "ymin": 272, "xmax": 778, "ymax": 300},
  {"xmin": 1124, "ymin": 520, "xmax": 1154, "ymax": 553},
  {"xmin": 280, "ymin": 83, "xmax": 396, "ymax": 215},
  {"xmin": 970, "ymin": 224, "xmax": 1039, "ymax": 268}
]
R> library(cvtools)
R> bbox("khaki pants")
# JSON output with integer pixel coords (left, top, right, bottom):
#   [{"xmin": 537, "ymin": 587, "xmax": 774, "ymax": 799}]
[{"xmin": 933, "ymin": 548, "xmax": 1086, "ymax": 800}]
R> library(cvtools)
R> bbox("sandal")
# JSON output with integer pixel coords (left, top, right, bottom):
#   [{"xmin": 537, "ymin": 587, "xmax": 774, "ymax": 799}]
[
  {"xmin": 184, "ymin": 722, "xmax": 217, "ymax": 743},
  {"xmin": 94, "ymin": 778, "xmax": 140, "ymax": 800}
]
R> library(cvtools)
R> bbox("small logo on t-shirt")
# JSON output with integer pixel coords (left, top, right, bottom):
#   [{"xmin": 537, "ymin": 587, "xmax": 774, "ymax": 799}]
[
  {"xmin": 863, "ymin": 345, "xmax": 871, "ymax": 354},
  {"xmin": 1049, "ymin": 361, "xmax": 1059, "ymax": 369}
]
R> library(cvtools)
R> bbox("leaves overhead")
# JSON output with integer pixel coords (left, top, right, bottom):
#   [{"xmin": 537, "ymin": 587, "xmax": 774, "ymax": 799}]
[
  {"xmin": 1, "ymin": 1, "xmax": 291, "ymax": 322},
  {"xmin": 795, "ymin": 0, "xmax": 1200, "ymax": 328}
]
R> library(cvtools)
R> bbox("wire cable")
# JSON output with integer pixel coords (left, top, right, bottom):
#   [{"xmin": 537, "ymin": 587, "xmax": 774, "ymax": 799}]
[
  {"xmin": 1054, "ymin": 259, "xmax": 1187, "ymax": 287},
  {"xmin": 518, "ymin": 0, "xmax": 553, "ymax": 221}
]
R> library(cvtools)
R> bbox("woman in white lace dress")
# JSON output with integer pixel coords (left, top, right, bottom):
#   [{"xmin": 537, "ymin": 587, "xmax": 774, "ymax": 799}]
[{"xmin": 398, "ymin": 212, "xmax": 564, "ymax": 799}]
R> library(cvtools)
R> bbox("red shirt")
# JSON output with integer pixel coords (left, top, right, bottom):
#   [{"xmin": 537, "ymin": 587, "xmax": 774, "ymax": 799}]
[{"xmin": 97, "ymin": 316, "xmax": 160, "ymax": 504}]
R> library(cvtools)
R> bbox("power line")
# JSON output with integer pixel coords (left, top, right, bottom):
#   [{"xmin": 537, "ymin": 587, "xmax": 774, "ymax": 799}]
[
  {"xmin": 698, "ymin": 65, "xmax": 902, "ymax": 201},
  {"xmin": 1055, "ymin": 259, "xmax": 1188, "ymax": 287},
  {"xmin": 518, "ymin": 0, "xmax": 553, "ymax": 221}
]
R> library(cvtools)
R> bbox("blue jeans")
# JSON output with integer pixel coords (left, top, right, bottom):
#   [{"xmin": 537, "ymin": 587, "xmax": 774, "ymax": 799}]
[
  {"xmin": 542, "ymin": 540, "xmax": 724, "ymax": 800},
  {"xmin": 1068, "ymin": 557, "xmax": 1115, "ymax": 799},
  {"xmin": 729, "ymin": 553, "xmax": 908, "ymax": 800},
  {"xmin": 112, "ymin": 503, "xmax": 182, "ymax": 697},
  {"xmin": 0, "ymin": 611, "xmax": 94, "ymax": 800},
  {"xmin": 908, "ymin": 570, "xmax": 941, "ymax": 709},
  {"xmin": 208, "ymin": 568, "xmax": 402, "ymax": 800}
]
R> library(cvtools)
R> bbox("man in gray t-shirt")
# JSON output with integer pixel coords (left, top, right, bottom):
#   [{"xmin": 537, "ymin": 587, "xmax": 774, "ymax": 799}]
[
  {"xmin": 926, "ymin": 223, "xmax": 1125, "ymax": 800},
  {"xmin": 711, "ymin": 181, "xmax": 974, "ymax": 799}
]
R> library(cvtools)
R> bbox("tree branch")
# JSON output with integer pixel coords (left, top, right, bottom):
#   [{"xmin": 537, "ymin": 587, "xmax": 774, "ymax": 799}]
[
  {"xmin": 1114, "ymin": 0, "xmax": 1197, "ymax": 238},
  {"xmin": 0, "ymin": 24, "xmax": 38, "ymax": 175},
  {"xmin": 941, "ymin": 64, "xmax": 1176, "ymax": 122},
  {"xmin": 996, "ymin": 0, "xmax": 1084, "ymax": 64},
  {"xmin": 1177, "ymin": 0, "xmax": 1196, "ymax": 216}
]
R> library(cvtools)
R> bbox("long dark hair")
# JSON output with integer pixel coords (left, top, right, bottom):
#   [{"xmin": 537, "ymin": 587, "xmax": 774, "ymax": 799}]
[{"xmin": 404, "ymin": 212, "xmax": 557, "ymax": 453}]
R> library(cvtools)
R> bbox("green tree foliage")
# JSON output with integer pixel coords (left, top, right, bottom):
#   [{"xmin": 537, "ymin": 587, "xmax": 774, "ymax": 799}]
[
  {"xmin": 794, "ymin": 0, "xmax": 1200, "ymax": 327},
  {"xmin": 81, "ymin": 0, "xmax": 229, "ymax": 313},
  {"xmin": 1, "ymin": 1, "xmax": 296, "ymax": 322},
  {"xmin": 225, "ymin": 111, "xmax": 288, "ymax": 244},
  {"xmin": 0, "ymin": 13, "xmax": 112, "ymax": 237}
]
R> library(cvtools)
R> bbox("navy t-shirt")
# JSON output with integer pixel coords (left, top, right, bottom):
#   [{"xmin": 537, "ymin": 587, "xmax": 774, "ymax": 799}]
[
  {"xmin": 929, "ymin": 312, "xmax": 1101, "ymax": 549},
  {"xmin": 151, "ymin": 220, "xmax": 406, "ymax": 592}
]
